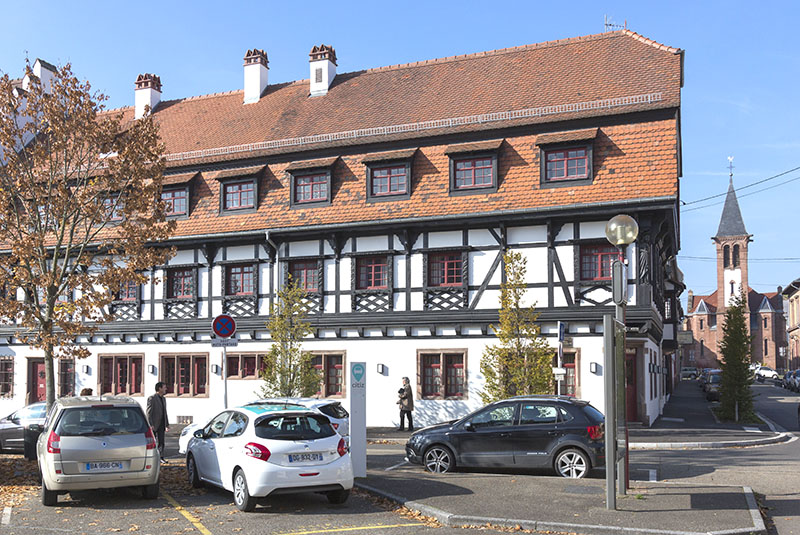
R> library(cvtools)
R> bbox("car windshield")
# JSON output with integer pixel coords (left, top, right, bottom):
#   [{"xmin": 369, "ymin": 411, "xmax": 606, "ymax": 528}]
[
  {"xmin": 55, "ymin": 406, "xmax": 148, "ymax": 436},
  {"xmin": 254, "ymin": 414, "xmax": 336, "ymax": 441},
  {"xmin": 709, "ymin": 374, "xmax": 722, "ymax": 384},
  {"xmin": 317, "ymin": 403, "xmax": 349, "ymax": 419}
]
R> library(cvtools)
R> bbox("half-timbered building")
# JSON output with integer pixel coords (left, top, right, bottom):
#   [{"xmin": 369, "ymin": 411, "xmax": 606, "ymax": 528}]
[{"xmin": 1, "ymin": 30, "xmax": 684, "ymax": 427}]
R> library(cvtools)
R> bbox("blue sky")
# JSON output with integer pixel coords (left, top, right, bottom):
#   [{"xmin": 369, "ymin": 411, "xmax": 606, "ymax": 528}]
[{"xmin": 1, "ymin": 1, "xmax": 798, "ymax": 307}]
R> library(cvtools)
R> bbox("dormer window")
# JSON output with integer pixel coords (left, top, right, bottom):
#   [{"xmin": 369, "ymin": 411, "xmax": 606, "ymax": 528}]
[
  {"xmin": 363, "ymin": 148, "xmax": 416, "ymax": 202},
  {"xmin": 103, "ymin": 196, "xmax": 123, "ymax": 221},
  {"xmin": 545, "ymin": 148, "xmax": 589, "ymax": 180},
  {"xmin": 537, "ymin": 128, "xmax": 598, "ymax": 188},
  {"xmin": 287, "ymin": 157, "xmax": 338, "ymax": 208},
  {"xmin": 223, "ymin": 180, "xmax": 255, "ymax": 210},
  {"xmin": 162, "ymin": 188, "xmax": 188, "ymax": 216},
  {"xmin": 445, "ymin": 139, "xmax": 502, "ymax": 196}
]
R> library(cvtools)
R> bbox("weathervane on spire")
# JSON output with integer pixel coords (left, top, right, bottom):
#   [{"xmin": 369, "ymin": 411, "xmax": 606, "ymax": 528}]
[{"xmin": 727, "ymin": 156, "xmax": 734, "ymax": 184}]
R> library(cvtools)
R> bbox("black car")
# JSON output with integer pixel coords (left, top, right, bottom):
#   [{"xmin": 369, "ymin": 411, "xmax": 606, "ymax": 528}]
[{"xmin": 405, "ymin": 396, "xmax": 605, "ymax": 479}]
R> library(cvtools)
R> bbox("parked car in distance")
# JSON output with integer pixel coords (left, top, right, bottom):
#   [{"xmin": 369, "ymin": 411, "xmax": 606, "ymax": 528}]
[
  {"xmin": 704, "ymin": 372, "xmax": 722, "ymax": 401},
  {"xmin": 680, "ymin": 367, "xmax": 699, "ymax": 380},
  {"xmin": 0, "ymin": 402, "xmax": 47, "ymax": 454},
  {"xmin": 186, "ymin": 404, "xmax": 353, "ymax": 511},
  {"xmin": 755, "ymin": 366, "xmax": 778, "ymax": 380},
  {"xmin": 405, "ymin": 395, "xmax": 605, "ymax": 479},
  {"xmin": 263, "ymin": 398, "xmax": 350, "ymax": 439},
  {"xmin": 36, "ymin": 396, "xmax": 160, "ymax": 506},
  {"xmin": 787, "ymin": 370, "xmax": 800, "ymax": 392},
  {"xmin": 698, "ymin": 368, "xmax": 715, "ymax": 388}
]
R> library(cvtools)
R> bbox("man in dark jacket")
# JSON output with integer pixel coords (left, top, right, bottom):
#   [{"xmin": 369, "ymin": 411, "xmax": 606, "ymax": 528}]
[
  {"xmin": 146, "ymin": 382, "xmax": 169, "ymax": 464},
  {"xmin": 397, "ymin": 377, "xmax": 414, "ymax": 431}
]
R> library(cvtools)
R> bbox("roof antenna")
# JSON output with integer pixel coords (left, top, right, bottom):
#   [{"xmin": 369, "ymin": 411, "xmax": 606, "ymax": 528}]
[
  {"xmin": 604, "ymin": 15, "xmax": 628, "ymax": 32},
  {"xmin": 727, "ymin": 156, "xmax": 735, "ymax": 185}
]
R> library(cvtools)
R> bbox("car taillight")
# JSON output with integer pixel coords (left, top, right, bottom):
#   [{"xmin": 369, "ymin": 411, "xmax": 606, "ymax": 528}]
[
  {"xmin": 47, "ymin": 431, "xmax": 60, "ymax": 454},
  {"xmin": 244, "ymin": 442, "xmax": 271, "ymax": 462},
  {"xmin": 144, "ymin": 427, "xmax": 157, "ymax": 450},
  {"xmin": 587, "ymin": 424, "xmax": 603, "ymax": 441},
  {"xmin": 337, "ymin": 438, "xmax": 348, "ymax": 457}
]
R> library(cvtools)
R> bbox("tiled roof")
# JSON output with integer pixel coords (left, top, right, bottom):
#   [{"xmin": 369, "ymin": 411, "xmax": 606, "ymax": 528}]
[
  {"xmin": 536, "ymin": 128, "xmax": 598, "ymax": 145},
  {"xmin": 444, "ymin": 139, "xmax": 504, "ymax": 155}
]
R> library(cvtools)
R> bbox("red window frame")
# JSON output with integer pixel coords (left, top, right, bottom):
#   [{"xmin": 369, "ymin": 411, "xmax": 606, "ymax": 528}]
[
  {"xmin": 429, "ymin": 253, "xmax": 462, "ymax": 287},
  {"xmin": 162, "ymin": 188, "xmax": 188, "ymax": 216},
  {"xmin": 357, "ymin": 256, "xmax": 389, "ymax": 289},
  {"xmin": 421, "ymin": 352, "xmax": 467, "ymax": 399},
  {"xmin": 580, "ymin": 245, "xmax": 622, "ymax": 281},
  {"xmin": 226, "ymin": 353, "xmax": 267, "ymax": 379},
  {"xmin": 0, "ymin": 359, "xmax": 14, "ymax": 397},
  {"xmin": 453, "ymin": 157, "xmax": 493, "ymax": 189},
  {"xmin": 168, "ymin": 268, "xmax": 194, "ymax": 299},
  {"xmin": 444, "ymin": 354, "xmax": 465, "ymax": 398},
  {"xmin": 370, "ymin": 165, "xmax": 407, "ymax": 196},
  {"xmin": 545, "ymin": 147, "xmax": 589, "ymax": 181},
  {"xmin": 99, "ymin": 356, "xmax": 143, "ymax": 395},
  {"xmin": 294, "ymin": 174, "xmax": 328, "ymax": 203},
  {"xmin": 224, "ymin": 180, "xmax": 255, "ymax": 210},
  {"xmin": 103, "ymin": 197, "xmax": 123, "ymax": 221},
  {"xmin": 119, "ymin": 280, "xmax": 138, "ymax": 302},
  {"xmin": 161, "ymin": 354, "xmax": 207, "ymax": 396},
  {"xmin": 310, "ymin": 354, "xmax": 344, "ymax": 397},
  {"xmin": 58, "ymin": 359, "xmax": 75, "ymax": 397},
  {"xmin": 226, "ymin": 264, "xmax": 255, "ymax": 296},
  {"xmin": 290, "ymin": 261, "xmax": 319, "ymax": 292}
]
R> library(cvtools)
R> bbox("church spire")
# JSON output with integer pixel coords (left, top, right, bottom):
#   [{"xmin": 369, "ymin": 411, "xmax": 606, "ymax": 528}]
[{"xmin": 714, "ymin": 157, "xmax": 748, "ymax": 238}]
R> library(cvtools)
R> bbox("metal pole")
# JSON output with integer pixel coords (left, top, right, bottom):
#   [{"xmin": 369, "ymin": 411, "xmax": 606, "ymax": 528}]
[
  {"xmin": 603, "ymin": 314, "xmax": 616, "ymax": 510},
  {"xmin": 614, "ymin": 256, "xmax": 628, "ymax": 496},
  {"xmin": 223, "ymin": 345, "xmax": 228, "ymax": 409},
  {"xmin": 616, "ymin": 298, "xmax": 627, "ymax": 496}
]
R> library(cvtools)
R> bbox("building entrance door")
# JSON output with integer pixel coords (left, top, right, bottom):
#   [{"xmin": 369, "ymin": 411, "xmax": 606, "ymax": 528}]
[
  {"xmin": 625, "ymin": 349, "xmax": 637, "ymax": 422},
  {"xmin": 27, "ymin": 359, "xmax": 46, "ymax": 403}
]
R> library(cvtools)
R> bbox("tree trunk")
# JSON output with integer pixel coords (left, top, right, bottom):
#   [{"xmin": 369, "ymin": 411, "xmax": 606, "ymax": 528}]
[{"xmin": 44, "ymin": 340, "xmax": 56, "ymax": 410}]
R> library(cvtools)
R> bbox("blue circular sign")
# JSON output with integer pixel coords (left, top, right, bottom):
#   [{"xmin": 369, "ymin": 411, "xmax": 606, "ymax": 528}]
[{"xmin": 212, "ymin": 314, "xmax": 236, "ymax": 338}]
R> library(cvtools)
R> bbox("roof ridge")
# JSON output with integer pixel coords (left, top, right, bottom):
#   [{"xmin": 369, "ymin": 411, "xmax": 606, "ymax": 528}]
[{"xmin": 620, "ymin": 29, "xmax": 682, "ymax": 54}]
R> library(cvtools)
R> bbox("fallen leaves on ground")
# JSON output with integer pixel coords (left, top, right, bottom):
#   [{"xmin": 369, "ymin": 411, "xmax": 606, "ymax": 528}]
[{"xmin": 0, "ymin": 454, "xmax": 40, "ymax": 508}]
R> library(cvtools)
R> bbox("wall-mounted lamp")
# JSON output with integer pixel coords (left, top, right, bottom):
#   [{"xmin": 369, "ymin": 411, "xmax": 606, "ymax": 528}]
[
  {"xmin": 147, "ymin": 364, "xmax": 157, "ymax": 375},
  {"xmin": 589, "ymin": 362, "xmax": 598, "ymax": 374},
  {"xmin": 82, "ymin": 365, "xmax": 91, "ymax": 374},
  {"xmin": 211, "ymin": 364, "xmax": 221, "ymax": 375},
  {"xmin": 377, "ymin": 364, "xmax": 386, "ymax": 375}
]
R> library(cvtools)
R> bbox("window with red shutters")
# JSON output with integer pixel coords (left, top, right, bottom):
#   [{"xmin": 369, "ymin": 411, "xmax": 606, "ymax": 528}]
[
  {"xmin": 167, "ymin": 268, "xmax": 194, "ymax": 298},
  {"xmin": 453, "ymin": 157, "xmax": 493, "ymax": 189},
  {"xmin": 290, "ymin": 261, "xmax": 319, "ymax": 292},
  {"xmin": 99, "ymin": 355, "xmax": 144, "ymax": 396},
  {"xmin": 580, "ymin": 244, "xmax": 622, "ymax": 281},
  {"xmin": 162, "ymin": 188, "xmax": 188, "ymax": 216},
  {"xmin": 429, "ymin": 253, "xmax": 462, "ymax": 287},
  {"xmin": 223, "ymin": 180, "xmax": 255, "ymax": 210},
  {"xmin": 160, "ymin": 354, "xmax": 207, "ymax": 397},
  {"xmin": 357, "ymin": 256, "xmax": 388, "ymax": 289},
  {"xmin": 370, "ymin": 165, "xmax": 408, "ymax": 196},
  {"xmin": 294, "ymin": 174, "xmax": 328, "ymax": 203},
  {"xmin": 418, "ymin": 351, "xmax": 468, "ymax": 400},
  {"xmin": 226, "ymin": 264, "xmax": 255, "ymax": 295},
  {"xmin": 309, "ymin": 353, "xmax": 345, "ymax": 397},
  {"xmin": 545, "ymin": 147, "xmax": 589, "ymax": 181}
]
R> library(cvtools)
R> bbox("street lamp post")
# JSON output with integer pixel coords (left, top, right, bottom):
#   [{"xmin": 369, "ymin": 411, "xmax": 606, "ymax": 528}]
[{"xmin": 603, "ymin": 214, "xmax": 638, "ymax": 510}]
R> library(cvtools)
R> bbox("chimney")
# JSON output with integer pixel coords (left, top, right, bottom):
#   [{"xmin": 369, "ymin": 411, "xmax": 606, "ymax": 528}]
[
  {"xmin": 134, "ymin": 74, "xmax": 162, "ymax": 119},
  {"xmin": 308, "ymin": 44, "xmax": 337, "ymax": 97},
  {"xmin": 687, "ymin": 290, "xmax": 694, "ymax": 312},
  {"xmin": 22, "ymin": 58, "xmax": 57, "ymax": 93},
  {"xmin": 243, "ymin": 49, "xmax": 269, "ymax": 104}
]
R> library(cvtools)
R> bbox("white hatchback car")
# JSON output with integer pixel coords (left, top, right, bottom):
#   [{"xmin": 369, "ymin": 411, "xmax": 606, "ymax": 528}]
[{"xmin": 186, "ymin": 403, "xmax": 353, "ymax": 511}]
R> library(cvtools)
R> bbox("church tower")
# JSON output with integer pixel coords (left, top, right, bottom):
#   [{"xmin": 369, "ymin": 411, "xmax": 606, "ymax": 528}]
[{"xmin": 712, "ymin": 172, "xmax": 751, "ymax": 314}]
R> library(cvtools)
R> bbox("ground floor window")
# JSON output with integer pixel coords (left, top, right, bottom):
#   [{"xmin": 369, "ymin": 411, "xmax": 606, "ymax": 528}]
[
  {"xmin": 0, "ymin": 358, "xmax": 13, "ymax": 397},
  {"xmin": 310, "ymin": 353, "xmax": 344, "ymax": 397},
  {"xmin": 161, "ymin": 354, "xmax": 208, "ymax": 397},
  {"xmin": 58, "ymin": 359, "xmax": 75, "ymax": 397},
  {"xmin": 226, "ymin": 353, "xmax": 268, "ymax": 379},
  {"xmin": 100, "ymin": 355, "xmax": 143, "ymax": 396},
  {"xmin": 418, "ymin": 350, "xmax": 467, "ymax": 399}
]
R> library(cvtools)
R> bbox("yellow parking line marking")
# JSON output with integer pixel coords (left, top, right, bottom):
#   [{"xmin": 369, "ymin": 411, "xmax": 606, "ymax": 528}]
[
  {"xmin": 163, "ymin": 491, "xmax": 213, "ymax": 535},
  {"xmin": 274, "ymin": 523, "xmax": 425, "ymax": 535}
]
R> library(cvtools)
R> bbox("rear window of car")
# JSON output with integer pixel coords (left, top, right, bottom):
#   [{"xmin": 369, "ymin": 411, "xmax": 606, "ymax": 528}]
[
  {"xmin": 709, "ymin": 374, "xmax": 722, "ymax": 384},
  {"xmin": 55, "ymin": 406, "xmax": 148, "ymax": 436},
  {"xmin": 317, "ymin": 402, "xmax": 349, "ymax": 419},
  {"xmin": 581, "ymin": 404, "xmax": 605, "ymax": 424},
  {"xmin": 254, "ymin": 414, "xmax": 336, "ymax": 441}
]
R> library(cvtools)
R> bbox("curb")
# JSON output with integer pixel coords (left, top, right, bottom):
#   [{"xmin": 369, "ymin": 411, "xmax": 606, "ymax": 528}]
[{"xmin": 355, "ymin": 481, "xmax": 766, "ymax": 535}]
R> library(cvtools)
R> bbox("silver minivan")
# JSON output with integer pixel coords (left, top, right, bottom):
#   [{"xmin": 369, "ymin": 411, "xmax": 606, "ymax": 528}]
[{"xmin": 36, "ymin": 396, "xmax": 160, "ymax": 506}]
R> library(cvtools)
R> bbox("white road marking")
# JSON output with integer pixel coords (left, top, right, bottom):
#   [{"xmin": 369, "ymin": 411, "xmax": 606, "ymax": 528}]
[
  {"xmin": 743, "ymin": 427, "xmax": 760, "ymax": 433},
  {"xmin": 755, "ymin": 411, "xmax": 786, "ymax": 433},
  {"xmin": 660, "ymin": 417, "xmax": 684, "ymax": 422},
  {"xmin": 649, "ymin": 469, "xmax": 657, "ymax": 482},
  {"xmin": 2, "ymin": 506, "xmax": 11, "ymax": 525},
  {"xmin": 384, "ymin": 460, "xmax": 409, "ymax": 471}
]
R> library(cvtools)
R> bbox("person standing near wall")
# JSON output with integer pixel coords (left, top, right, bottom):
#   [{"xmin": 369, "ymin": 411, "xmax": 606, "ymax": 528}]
[
  {"xmin": 397, "ymin": 377, "xmax": 414, "ymax": 431},
  {"xmin": 146, "ymin": 382, "xmax": 170, "ymax": 464}
]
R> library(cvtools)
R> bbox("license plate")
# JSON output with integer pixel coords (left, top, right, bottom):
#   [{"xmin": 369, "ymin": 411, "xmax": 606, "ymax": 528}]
[
  {"xmin": 86, "ymin": 461, "xmax": 123, "ymax": 472},
  {"xmin": 288, "ymin": 453, "xmax": 322, "ymax": 463}
]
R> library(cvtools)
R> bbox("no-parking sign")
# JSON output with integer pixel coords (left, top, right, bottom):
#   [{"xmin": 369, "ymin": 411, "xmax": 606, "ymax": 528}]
[{"xmin": 212, "ymin": 314, "xmax": 236, "ymax": 338}]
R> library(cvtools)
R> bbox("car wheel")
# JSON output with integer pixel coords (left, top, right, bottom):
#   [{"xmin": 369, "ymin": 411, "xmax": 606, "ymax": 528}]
[
  {"xmin": 554, "ymin": 448, "xmax": 590, "ymax": 479},
  {"xmin": 233, "ymin": 468, "xmax": 257, "ymax": 512},
  {"xmin": 187, "ymin": 454, "xmax": 203, "ymax": 488},
  {"xmin": 326, "ymin": 489, "xmax": 350, "ymax": 504},
  {"xmin": 424, "ymin": 445, "xmax": 455, "ymax": 474},
  {"xmin": 142, "ymin": 482, "xmax": 159, "ymax": 499},
  {"xmin": 41, "ymin": 480, "xmax": 57, "ymax": 506}
]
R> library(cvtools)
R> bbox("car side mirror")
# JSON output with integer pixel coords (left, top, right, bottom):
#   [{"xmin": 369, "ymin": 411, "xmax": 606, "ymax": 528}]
[
  {"xmin": 464, "ymin": 422, "xmax": 475, "ymax": 432},
  {"xmin": 11, "ymin": 417, "xmax": 20, "ymax": 425},
  {"xmin": 27, "ymin": 424, "xmax": 43, "ymax": 433},
  {"xmin": 193, "ymin": 429, "xmax": 206, "ymax": 439}
]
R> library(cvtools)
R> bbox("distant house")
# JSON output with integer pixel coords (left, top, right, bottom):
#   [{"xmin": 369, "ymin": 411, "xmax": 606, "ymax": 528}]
[
  {"xmin": 683, "ymin": 180, "xmax": 786, "ymax": 370},
  {"xmin": 1, "ymin": 30, "xmax": 684, "ymax": 427},
  {"xmin": 781, "ymin": 280, "xmax": 800, "ymax": 370}
]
